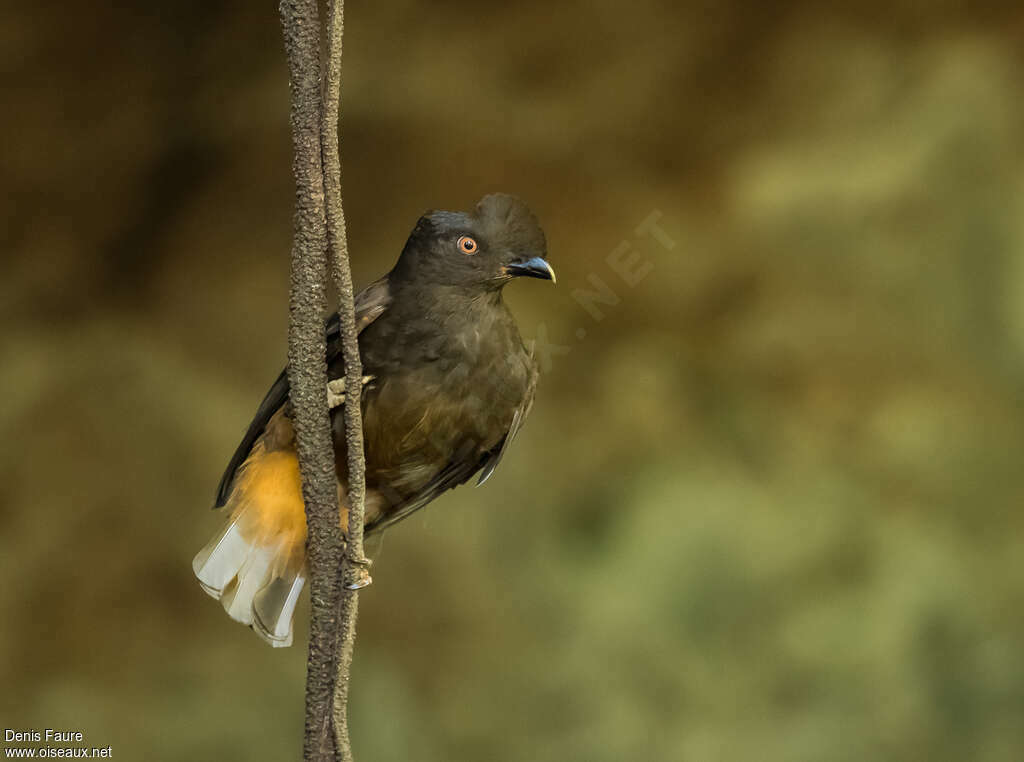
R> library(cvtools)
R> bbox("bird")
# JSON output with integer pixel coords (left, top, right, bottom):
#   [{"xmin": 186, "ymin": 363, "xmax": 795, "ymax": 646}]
[{"xmin": 193, "ymin": 193, "xmax": 555, "ymax": 647}]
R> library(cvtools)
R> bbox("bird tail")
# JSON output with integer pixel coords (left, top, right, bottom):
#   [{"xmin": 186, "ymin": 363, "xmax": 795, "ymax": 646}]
[
  {"xmin": 193, "ymin": 447, "xmax": 308, "ymax": 647},
  {"xmin": 193, "ymin": 506, "xmax": 306, "ymax": 647}
]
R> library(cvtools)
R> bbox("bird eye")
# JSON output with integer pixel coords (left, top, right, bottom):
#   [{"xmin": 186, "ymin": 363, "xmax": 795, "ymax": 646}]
[{"xmin": 457, "ymin": 235, "xmax": 478, "ymax": 255}]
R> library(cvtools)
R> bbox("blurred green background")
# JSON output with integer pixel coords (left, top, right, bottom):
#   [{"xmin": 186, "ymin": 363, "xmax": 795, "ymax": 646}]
[{"xmin": 3, "ymin": 1, "xmax": 1024, "ymax": 759}]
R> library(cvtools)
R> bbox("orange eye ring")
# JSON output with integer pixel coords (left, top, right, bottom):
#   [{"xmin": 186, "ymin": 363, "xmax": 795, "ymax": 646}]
[{"xmin": 457, "ymin": 235, "xmax": 478, "ymax": 255}]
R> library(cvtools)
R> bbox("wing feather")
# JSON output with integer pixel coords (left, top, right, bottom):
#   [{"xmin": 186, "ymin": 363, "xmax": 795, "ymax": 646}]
[
  {"xmin": 365, "ymin": 346, "xmax": 539, "ymax": 534},
  {"xmin": 214, "ymin": 277, "xmax": 391, "ymax": 507}
]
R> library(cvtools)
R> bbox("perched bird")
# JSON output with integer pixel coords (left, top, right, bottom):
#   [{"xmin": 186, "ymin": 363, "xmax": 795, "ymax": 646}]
[{"xmin": 193, "ymin": 193, "xmax": 554, "ymax": 646}]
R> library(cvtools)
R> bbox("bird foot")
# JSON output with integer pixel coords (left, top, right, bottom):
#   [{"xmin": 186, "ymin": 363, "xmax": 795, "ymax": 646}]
[
  {"xmin": 327, "ymin": 376, "xmax": 375, "ymax": 409},
  {"xmin": 344, "ymin": 555, "xmax": 373, "ymax": 590},
  {"xmin": 326, "ymin": 379, "xmax": 347, "ymax": 409}
]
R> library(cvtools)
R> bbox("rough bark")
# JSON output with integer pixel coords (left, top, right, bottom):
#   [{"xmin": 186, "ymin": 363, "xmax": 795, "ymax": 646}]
[
  {"xmin": 320, "ymin": 0, "xmax": 370, "ymax": 760},
  {"xmin": 279, "ymin": 0, "xmax": 365, "ymax": 759}
]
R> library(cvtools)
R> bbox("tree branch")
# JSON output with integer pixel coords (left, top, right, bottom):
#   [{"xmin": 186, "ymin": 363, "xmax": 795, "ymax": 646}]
[
  {"xmin": 319, "ymin": 0, "xmax": 370, "ymax": 760},
  {"xmin": 278, "ymin": 0, "xmax": 363, "ymax": 760}
]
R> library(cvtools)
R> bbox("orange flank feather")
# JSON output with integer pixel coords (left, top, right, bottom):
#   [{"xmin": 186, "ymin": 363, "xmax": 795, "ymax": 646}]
[
  {"xmin": 231, "ymin": 442, "xmax": 351, "ymax": 570},
  {"xmin": 231, "ymin": 445, "xmax": 306, "ymax": 572}
]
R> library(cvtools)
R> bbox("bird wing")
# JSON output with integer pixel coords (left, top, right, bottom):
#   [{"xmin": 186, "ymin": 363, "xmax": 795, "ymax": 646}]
[
  {"xmin": 364, "ymin": 346, "xmax": 539, "ymax": 535},
  {"xmin": 214, "ymin": 276, "xmax": 392, "ymax": 507},
  {"xmin": 476, "ymin": 345, "xmax": 539, "ymax": 486}
]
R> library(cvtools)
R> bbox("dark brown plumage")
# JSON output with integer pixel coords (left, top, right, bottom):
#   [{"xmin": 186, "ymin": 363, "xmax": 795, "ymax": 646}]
[{"xmin": 194, "ymin": 193, "xmax": 554, "ymax": 646}]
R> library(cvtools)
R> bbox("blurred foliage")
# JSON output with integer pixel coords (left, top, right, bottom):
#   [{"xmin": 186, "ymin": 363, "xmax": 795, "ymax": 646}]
[{"xmin": 3, "ymin": 1, "xmax": 1024, "ymax": 760}]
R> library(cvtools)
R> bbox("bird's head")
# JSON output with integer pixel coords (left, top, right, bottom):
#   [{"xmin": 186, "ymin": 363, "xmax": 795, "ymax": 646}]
[{"xmin": 392, "ymin": 193, "xmax": 555, "ymax": 291}]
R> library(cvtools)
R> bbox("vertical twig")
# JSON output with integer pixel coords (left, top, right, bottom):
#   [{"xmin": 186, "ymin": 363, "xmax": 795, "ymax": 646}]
[
  {"xmin": 320, "ymin": 0, "xmax": 369, "ymax": 760},
  {"xmin": 278, "ymin": 0, "xmax": 357, "ymax": 760}
]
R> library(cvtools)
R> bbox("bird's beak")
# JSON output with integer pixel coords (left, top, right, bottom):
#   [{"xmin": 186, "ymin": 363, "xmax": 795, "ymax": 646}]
[{"xmin": 504, "ymin": 256, "xmax": 556, "ymax": 284}]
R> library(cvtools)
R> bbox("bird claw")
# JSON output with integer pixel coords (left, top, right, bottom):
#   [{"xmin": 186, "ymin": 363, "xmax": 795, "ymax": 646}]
[
  {"xmin": 326, "ymin": 379, "xmax": 347, "ymax": 409},
  {"xmin": 327, "ymin": 375, "xmax": 375, "ymax": 409},
  {"xmin": 344, "ymin": 556, "xmax": 373, "ymax": 589}
]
